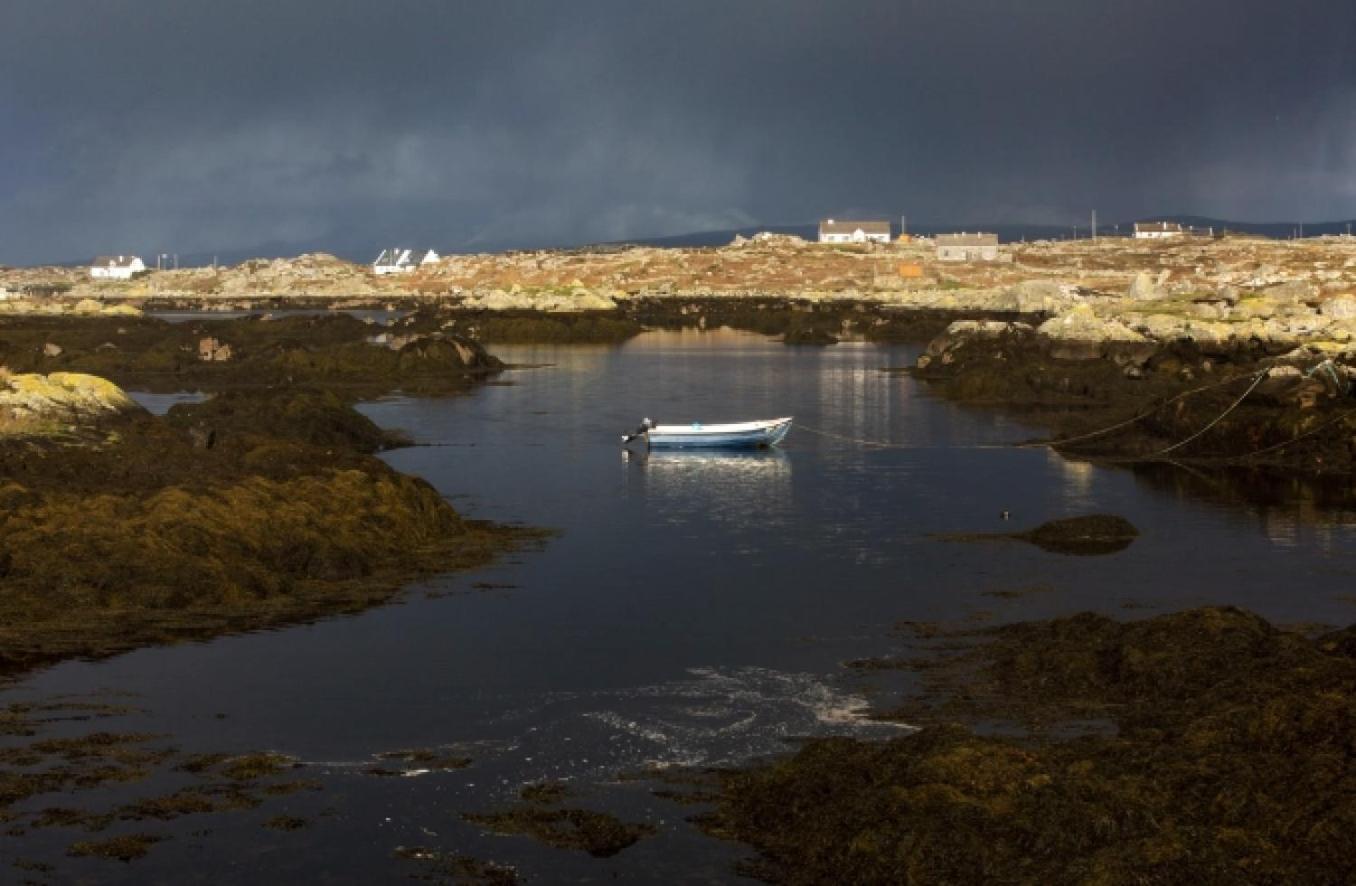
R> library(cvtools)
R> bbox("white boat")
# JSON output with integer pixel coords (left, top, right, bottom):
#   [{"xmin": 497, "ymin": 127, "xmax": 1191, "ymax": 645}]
[{"xmin": 622, "ymin": 417, "xmax": 793, "ymax": 449}]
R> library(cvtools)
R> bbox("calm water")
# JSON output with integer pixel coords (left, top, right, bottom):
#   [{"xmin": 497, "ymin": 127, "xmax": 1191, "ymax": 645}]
[{"xmin": 7, "ymin": 329, "xmax": 1356, "ymax": 882}]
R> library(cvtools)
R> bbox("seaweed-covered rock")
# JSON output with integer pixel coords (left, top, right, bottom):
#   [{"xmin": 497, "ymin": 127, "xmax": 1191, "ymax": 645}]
[
  {"xmin": 1016, "ymin": 514, "xmax": 1139, "ymax": 555},
  {"xmin": 464, "ymin": 807, "xmax": 654, "ymax": 858},
  {"xmin": 167, "ymin": 390, "xmax": 404, "ymax": 454},
  {"xmin": 704, "ymin": 607, "xmax": 1356, "ymax": 885},
  {"xmin": 0, "ymin": 392, "xmax": 531, "ymax": 677},
  {"xmin": 782, "ymin": 326, "xmax": 839, "ymax": 345},
  {"xmin": 0, "ymin": 314, "xmax": 500, "ymax": 395}
]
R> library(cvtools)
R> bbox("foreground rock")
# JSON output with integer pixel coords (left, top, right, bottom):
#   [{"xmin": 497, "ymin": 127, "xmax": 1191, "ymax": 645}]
[
  {"xmin": 0, "ymin": 370, "xmax": 140, "ymax": 435},
  {"xmin": 1016, "ymin": 514, "xmax": 1140, "ymax": 555},
  {"xmin": 0, "ymin": 384, "xmax": 535, "ymax": 677},
  {"xmin": 943, "ymin": 514, "xmax": 1140, "ymax": 556},
  {"xmin": 700, "ymin": 607, "xmax": 1356, "ymax": 884}
]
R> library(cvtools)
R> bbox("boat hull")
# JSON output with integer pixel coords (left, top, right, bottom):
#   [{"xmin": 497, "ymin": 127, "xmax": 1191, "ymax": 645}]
[{"xmin": 644, "ymin": 417, "xmax": 793, "ymax": 449}]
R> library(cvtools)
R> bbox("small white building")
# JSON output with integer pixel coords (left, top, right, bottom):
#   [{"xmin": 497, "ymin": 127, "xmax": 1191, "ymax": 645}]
[
  {"xmin": 89, "ymin": 255, "xmax": 146, "ymax": 280},
  {"xmin": 373, "ymin": 248, "xmax": 439, "ymax": 274},
  {"xmin": 936, "ymin": 233, "xmax": 1000, "ymax": 262},
  {"xmin": 1133, "ymin": 221, "xmax": 1185, "ymax": 240},
  {"xmin": 818, "ymin": 219, "xmax": 892, "ymax": 244}
]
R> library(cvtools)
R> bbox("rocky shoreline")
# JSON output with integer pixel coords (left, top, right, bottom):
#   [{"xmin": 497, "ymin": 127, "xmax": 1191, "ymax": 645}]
[
  {"xmin": 4, "ymin": 236, "xmax": 1355, "ymax": 879},
  {"xmin": 8, "ymin": 238, "xmax": 1355, "ymax": 469},
  {"xmin": 0, "ymin": 314, "xmax": 537, "ymax": 679},
  {"xmin": 694, "ymin": 605, "xmax": 1356, "ymax": 885}
]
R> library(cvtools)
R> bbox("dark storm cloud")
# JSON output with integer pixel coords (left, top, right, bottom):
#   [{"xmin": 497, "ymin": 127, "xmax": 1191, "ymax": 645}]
[{"xmin": 1, "ymin": 0, "xmax": 1352, "ymax": 263}]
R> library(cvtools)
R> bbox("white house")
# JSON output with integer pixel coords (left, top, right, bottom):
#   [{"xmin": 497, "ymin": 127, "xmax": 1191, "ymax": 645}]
[
  {"xmin": 935, "ymin": 233, "xmax": 1000, "ymax": 262},
  {"xmin": 373, "ymin": 248, "xmax": 439, "ymax": 274},
  {"xmin": 1133, "ymin": 221, "xmax": 1184, "ymax": 240},
  {"xmin": 818, "ymin": 219, "xmax": 892, "ymax": 244},
  {"xmin": 89, "ymin": 255, "xmax": 146, "ymax": 280}
]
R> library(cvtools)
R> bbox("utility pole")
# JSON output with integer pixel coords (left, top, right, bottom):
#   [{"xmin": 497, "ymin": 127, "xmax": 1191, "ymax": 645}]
[{"xmin": 1091, "ymin": 210, "xmax": 1097, "ymax": 241}]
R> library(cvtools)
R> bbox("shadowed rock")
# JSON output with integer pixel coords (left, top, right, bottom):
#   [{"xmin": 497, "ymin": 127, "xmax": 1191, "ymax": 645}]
[{"xmin": 1015, "ymin": 514, "xmax": 1140, "ymax": 555}]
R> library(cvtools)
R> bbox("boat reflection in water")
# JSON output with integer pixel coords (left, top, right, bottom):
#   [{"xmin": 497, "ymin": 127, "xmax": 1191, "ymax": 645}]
[{"xmin": 625, "ymin": 447, "xmax": 793, "ymax": 532}]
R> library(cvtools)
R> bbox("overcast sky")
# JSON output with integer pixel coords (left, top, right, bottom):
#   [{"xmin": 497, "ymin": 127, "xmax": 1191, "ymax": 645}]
[{"xmin": 2, "ymin": 0, "xmax": 1353, "ymax": 263}]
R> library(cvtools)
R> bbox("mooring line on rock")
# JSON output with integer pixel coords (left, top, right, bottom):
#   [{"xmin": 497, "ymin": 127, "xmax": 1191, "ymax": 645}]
[
  {"xmin": 1230, "ymin": 406, "xmax": 1356, "ymax": 461},
  {"xmin": 1145, "ymin": 370, "xmax": 1269, "ymax": 457},
  {"xmin": 1014, "ymin": 369, "xmax": 1269, "ymax": 451}
]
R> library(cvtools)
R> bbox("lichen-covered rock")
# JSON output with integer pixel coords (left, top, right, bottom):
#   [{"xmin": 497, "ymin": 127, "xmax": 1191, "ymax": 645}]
[
  {"xmin": 1261, "ymin": 280, "xmax": 1317, "ymax": 304},
  {"xmin": 0, "ymin": 371, "xmax": 141, "ymax": 434},
  {"xmin": 556, "ymin": 290, "xmax": 618, "ymax": 312},
  {"xmin": 1037, "ymin": 304, "xmax": 1150, "ymax": 360},
  {"xmin": 1321, "ymin": 294, "xmax": 1356, "ymax": 319},
  {"xmin": 1127, "ymin": 272, "xmax": 1165, "ymax": 300},
  {"xmin": 1001, "ymin": 280, "xmax": 1078, "ymax": 313}
]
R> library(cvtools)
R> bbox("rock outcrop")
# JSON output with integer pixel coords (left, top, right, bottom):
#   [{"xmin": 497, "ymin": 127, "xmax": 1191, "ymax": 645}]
[
  {"xmin": 0, "ymin": 371, "xmax": 141, "ymax": 434},
  {"xmin": 1036, "ymin": 304, "xmax": 1152, "ymax": 361}
]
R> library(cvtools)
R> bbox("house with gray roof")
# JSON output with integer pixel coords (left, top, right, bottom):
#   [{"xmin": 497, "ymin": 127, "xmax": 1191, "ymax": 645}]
[
  {"xmin": 1133, "ymin": 221, "xmax": 1185, "ymax": 239},
  {"xmin": 935, "ymin": 233, "xmax": 999, "ymax": 261}
]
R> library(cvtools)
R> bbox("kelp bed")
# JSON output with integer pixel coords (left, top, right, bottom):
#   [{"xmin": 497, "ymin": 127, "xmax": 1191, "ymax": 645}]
[
  {"xmin": 0, "ymin": 695, "xmax": 320, "ymax": 871},
  {"xmin": 699, "ymin": 607, "xmax": 1356, "ymax": 884}
]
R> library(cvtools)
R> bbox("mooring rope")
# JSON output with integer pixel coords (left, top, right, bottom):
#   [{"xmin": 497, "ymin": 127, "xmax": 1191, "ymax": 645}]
[
  {"xmin": 1012, "ymin": 369, "xmax": 1268, "ymax": 450},
  {"xmin": 796, "ymin": 370, "xmax": 1271, "ymax": 453},
  {"xmin": 1144, "ymin": 370, "xmax": 1270, "ymax": 457},
  {"xmin": 792, "ymin": 423, "xmax": 921, "ymax": 449},
  {"xmin": 1232, "ymin": 406, "xmax": 1356, "ymax": 460}
]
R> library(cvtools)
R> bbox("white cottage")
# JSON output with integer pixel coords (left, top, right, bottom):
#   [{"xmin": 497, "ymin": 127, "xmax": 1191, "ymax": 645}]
[
  {"xmin": 935, "ymin": 233, "xmax": 1000, "ymax": 262},
  {"xmin": 89, "ymin": 255, "xmax": 146, "ymax": 280},
  {"xmin": 1133, "ymin": 222, "xmax": 1184, "ymax": 240},
  {"xmin": 373, "ymin": 248, "xmax": 439, "ymax": 274},
  {"xmin": 818, "ymin": 219, "xmax": 892, "ymax": 244}
]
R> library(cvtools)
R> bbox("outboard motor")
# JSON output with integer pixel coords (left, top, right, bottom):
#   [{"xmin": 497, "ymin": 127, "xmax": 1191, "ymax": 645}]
[{"xmin": 621, "ymin": 418, "xmax": 655, "ymax": 444}]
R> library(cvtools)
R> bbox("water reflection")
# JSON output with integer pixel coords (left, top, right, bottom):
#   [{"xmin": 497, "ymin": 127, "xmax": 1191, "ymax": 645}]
[
  {"xmin": 1048, "ymin": 449, "xmax": 1098, "ymax": 509},
  {"xmin": 1131, "ymin": 462, "xmax": 1356, "ymax": 551},
  {"xmin": 625, "ymin": 448, "xmax": 793, "ymax": 531},
  {"xmin": 127, "ymin": 389, "xmax": 208, "ymax": 415}
]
